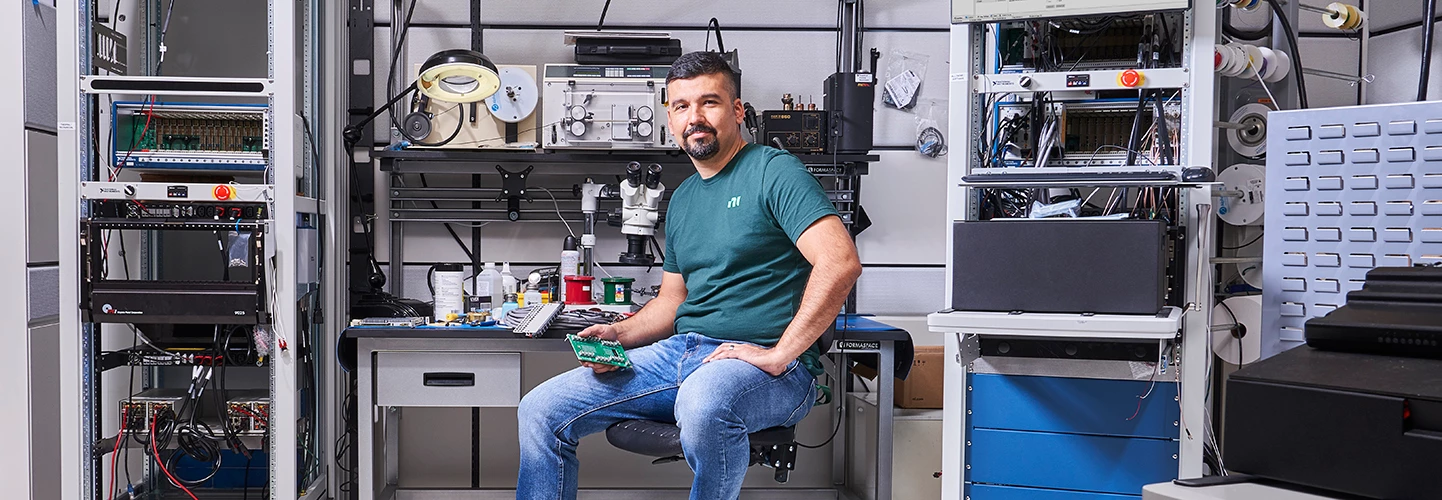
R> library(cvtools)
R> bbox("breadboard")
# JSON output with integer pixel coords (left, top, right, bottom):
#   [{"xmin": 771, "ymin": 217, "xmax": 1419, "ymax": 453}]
[
  {"xmin": 566, "ymin": 334, "xmax": 631, "ymax": 368},
  {"xmin": 515, "ymin": 303, "xmax": 564, "ymax": 338}
]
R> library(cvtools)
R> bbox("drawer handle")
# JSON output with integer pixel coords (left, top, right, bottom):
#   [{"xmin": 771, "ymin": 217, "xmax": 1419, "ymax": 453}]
[{"xmin": 423, "ymin": 372, "xmax": 475, "ymax": 387}]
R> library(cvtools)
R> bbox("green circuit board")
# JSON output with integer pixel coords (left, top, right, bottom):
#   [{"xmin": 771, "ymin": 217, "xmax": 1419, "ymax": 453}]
[{"xmin": 566, "ymin": 334, "xmax": 631, "ymax": 368}]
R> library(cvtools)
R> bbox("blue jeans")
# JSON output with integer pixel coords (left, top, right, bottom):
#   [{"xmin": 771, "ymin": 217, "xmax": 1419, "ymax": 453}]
[{"xmin": 516, "ymin": 333, "xmax": 818, "ymax": 500}]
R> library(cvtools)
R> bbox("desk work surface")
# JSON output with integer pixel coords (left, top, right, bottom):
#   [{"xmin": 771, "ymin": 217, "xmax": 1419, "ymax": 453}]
[
  {"xmin": 1143, "ymin": 480, "xmax": 1353, "ymax": 500},
  {"xmin": 339, "ymin": 314, "xmax": 913, "ymax": 372}
]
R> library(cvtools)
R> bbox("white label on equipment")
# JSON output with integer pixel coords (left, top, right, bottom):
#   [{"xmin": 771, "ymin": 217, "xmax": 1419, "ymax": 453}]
[
  {"xmin": 856, "ymin": 74, "xmax": 874, "ymax": 83},
  {"xmin": 58, "ymin": 122, "xmax": 76, "ymax": 131}
]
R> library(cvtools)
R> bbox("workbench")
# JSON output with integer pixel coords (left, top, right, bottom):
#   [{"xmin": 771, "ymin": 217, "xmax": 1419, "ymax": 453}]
[
  {"xmin": 1143, "ymin": 479, "xmax": 1350, "ymax": 500},
  {"xmin": 339, "ymin": 315, "xmax": 913, "ymax": 500}
]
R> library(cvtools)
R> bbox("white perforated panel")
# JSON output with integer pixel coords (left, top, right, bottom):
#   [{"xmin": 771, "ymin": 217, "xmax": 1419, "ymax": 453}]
[{"xmin": 1263, "ymin": 101, "xmax": 1442, "ymax": 357}]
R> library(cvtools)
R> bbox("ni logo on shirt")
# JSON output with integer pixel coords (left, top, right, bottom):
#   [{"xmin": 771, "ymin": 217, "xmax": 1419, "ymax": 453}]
[{"xmin": 726, "ymin": 196, "xmax": 742, "ymax": 209}]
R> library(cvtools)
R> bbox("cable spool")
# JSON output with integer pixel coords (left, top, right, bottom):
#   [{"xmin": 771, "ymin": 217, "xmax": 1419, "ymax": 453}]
[
  {"xmin": 1214, "ymin": 44, "xmax": 1291, "ymax": 83},
  {"xmin": 1264, "ymin": 50, "xmax": 1291, "ymax": 83},
  {"xmin": 484, "ymin": 67, "xmax": 539, "ymax": 123},
  {"xmin": 1227, "ymin": 103, "xmax": 1270, "ymax": 157},
  {"xmin": 1211, "ymin": 296, "xmax": 1263, "ymax": 365},
  {"xmin": 1322, "ymin": 2, "xmax": 1365, "ymax": 30},
  {"xmin": 1230, "ymin": 0, "xmax": 1263, "ymax": 11},
  {"xmin": 1217, "ymin": 163, "xmax": 1266, "ymax": 226}
]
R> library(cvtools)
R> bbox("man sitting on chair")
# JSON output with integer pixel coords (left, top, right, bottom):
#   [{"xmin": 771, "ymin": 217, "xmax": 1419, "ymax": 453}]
[{"xmin": 516, "ymin": 51, "xmax": 862, "ymax": 499}]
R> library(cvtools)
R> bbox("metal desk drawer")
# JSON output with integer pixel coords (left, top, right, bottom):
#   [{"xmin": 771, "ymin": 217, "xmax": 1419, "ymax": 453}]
[{"xmin": 374, "ymin": 351, "xmax": 521, "ymax": 407}]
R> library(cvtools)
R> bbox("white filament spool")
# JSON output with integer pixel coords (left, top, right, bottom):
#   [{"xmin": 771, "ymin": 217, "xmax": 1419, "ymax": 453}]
[
  {"xmin": 1218, "ymin": 163, "xmax": 1267, "ymax": 226},
  {"xmin": 1265, "ymin": 50, "xmax": 1292, "ymax": 83},
  {"xmin": 1227, "ymin": 103, "xmax": 1270, "ymax": 157},
  {"xmin": 1323, "ymin": 2, "xmax": 1365, "ymax": 30},
  {"xmin": 1241, "ymin": 45, "xmax": 1265, "ymax": 79},
  {"xmin": 1256, "ymin": 46, "xmax": 1279, "ymax": 81},
  {"xmin": 1212, "ymin": 296, "xmax": 1264, "ymax": 365}
]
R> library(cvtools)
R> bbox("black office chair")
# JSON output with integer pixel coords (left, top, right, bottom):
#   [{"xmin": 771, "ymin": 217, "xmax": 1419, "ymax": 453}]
[{"xmin": 603, "ymin": 327, "xmax": 836, "ymax": 483}]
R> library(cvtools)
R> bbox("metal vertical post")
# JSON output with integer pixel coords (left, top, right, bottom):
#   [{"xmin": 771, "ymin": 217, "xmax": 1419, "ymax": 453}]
[
  {"xmin": 1180, "ymin": 4, "xmax": 1217, "ymax": 480},
  {"xmin": 348, "ymin": 0, "xmax": 377, "ymax": 304},
  {"xmin": 56, "ymin": 0, "xmax": 87, "ymax": 497}
]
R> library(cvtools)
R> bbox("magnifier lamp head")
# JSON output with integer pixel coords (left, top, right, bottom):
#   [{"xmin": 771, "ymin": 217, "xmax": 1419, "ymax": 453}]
[{"xmin": 417, "ymin": 49, "xmax": 502, "ymax": 103}]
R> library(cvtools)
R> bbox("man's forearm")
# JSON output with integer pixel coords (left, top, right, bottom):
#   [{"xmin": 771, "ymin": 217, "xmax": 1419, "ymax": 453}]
[
  {"xmin": 772, "ymin": 259, "xmax": 862, "ymax": 360},
  {"xmin": 613, "ymin": 294, "xmax": 682, "ymax": 348}
]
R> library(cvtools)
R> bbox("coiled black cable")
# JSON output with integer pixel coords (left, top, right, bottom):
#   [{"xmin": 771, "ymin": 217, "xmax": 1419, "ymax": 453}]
[{"xmin": 1266, "ymin": 0, "xmax": 1309, "ymax": 109}]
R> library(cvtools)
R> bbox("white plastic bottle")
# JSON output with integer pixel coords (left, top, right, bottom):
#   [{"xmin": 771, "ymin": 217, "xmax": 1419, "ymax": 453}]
[
  {"xmin": 432, "ymin": 263, "xmax": 465, "ymax": 322},
  {"xmin": 559, "ymin": 236, "xmax": 580, "ymax": 301},
  {"xmin": 501, "ymin": 262, "xmax": 518, "ymax": 296},
  {"xmin": 475, "ymin": 262, "xmax": 499, "ymax": 311},
  {"xmin": 523, "ymin": 276, "xmax": 542, "ymax": 309}
]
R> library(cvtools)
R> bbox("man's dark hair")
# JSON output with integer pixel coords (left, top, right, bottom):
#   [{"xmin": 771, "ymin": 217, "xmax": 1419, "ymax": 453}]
[{"xmin": 665, "ymin": 51, "xmax": 740, "ymax": 99}]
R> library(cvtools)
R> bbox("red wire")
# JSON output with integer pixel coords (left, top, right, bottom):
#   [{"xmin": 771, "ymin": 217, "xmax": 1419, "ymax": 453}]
[
  {"xmin": 113, "ymin": 96, "xmax": 156, "ymax": 181},
  {"xmin": 236, "ymin": 407, "xmax": 269, "ymax": 424},
  {"xmin": 150, "ymin": 417, "xmax": 199, "ymax": 500},
  {"xmin": 1126, "ymin": 365, "xmax": 1161, "ymax": 421},
  {"xmin": 108, "ymin": 407, "xmax": 125, "ymax": 500}
]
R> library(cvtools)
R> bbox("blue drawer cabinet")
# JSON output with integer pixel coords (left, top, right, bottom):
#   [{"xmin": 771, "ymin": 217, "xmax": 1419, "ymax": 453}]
[
  {"xmin": 970, "ymin": 373, "xmax": 1180, "ymax": 439},
  {"xmin": 968, "ymin": 428, "xmax": 1178, "ymax": 495},
  {"xmin": 967, "ymin": 373, "xmax": 1180, "ymax": 498}
]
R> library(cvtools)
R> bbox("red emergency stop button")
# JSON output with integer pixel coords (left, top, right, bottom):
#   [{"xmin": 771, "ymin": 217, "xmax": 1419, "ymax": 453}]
[
  {"xmin": 1118, "ymin": 69, "xmax": 1143, "ymax": 88},
  {"xmin": 213, "ymin": 185, "xmax": 233, "ymax": 200}
]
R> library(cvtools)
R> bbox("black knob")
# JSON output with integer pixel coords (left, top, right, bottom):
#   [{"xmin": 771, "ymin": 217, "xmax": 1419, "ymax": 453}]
[
  {"xmin": 123, "ymin": 185, "xmax": 136, "ymax": 197},
  {"xmin": 1019, "ymin": 76, "xmax": 1033, "ymax": 88}
]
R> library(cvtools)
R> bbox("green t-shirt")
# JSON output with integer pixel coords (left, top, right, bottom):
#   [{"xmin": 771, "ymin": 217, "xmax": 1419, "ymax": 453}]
[{"xmin": 662, "ymin": 144, "xmax": 839, "ymax": 377}]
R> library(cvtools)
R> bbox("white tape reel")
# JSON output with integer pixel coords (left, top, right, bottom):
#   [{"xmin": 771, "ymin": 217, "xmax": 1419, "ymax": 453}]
[
  {"xmin": 1227, "ymin": 103, "xmax": 1270, "ymax": 157},
  {"xmin": 484, "ymin": 67, "xmax": 539, "ymax": 124},
  {"xmin": 1323, "ymin": 2, "xmax": 1365, "ymax": 30},
  {"xmin": 1217, "ymin": 163, "xmax": 1266, "ymax": 226},
  {"xmin": 1214, "ymin": 43, "xmax": 1290, "ymax": 83},
  {"xmin": 1212, "ymin": 296, "xmax": 1263, "ymax": 365}
]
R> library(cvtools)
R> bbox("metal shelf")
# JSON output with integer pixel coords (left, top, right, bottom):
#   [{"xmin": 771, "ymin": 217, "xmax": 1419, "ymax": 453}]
[
  {"xmin": 376, "ymin": 148, "xmax": 877, "ymax": 174},
  {"xmin": 927, "ymin": 307, "xmax": 1183, "ymax": 341},
  {"xmin": 960, "ymin": 166, "xmax": 1205, "ymax": 188}
]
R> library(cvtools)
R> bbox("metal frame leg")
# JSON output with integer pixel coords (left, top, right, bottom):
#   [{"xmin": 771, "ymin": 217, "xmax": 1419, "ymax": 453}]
[
  {"xmin": 357, "ymin": 339, "xmax": 376, "ymax": 500},
  {"xmin": 876, "ymin": 343, "xmax": 894, "ymax": 500},
  {"xmin": 388, "ymin": 169, "xmax": 404, "ymax": 298},
  {"xmin": 831, "ymin": 352, "xmax": 849, "ymax": 488}
]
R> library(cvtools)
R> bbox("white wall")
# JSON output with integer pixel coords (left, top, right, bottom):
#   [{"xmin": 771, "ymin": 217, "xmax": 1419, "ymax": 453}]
[
  {"xmin": 371, "ymin": 1, "xmax": 951, "ymax": 303},
  {"xmin": 364, "ymin": 0, "xmax": 952, "ymax": 489}
]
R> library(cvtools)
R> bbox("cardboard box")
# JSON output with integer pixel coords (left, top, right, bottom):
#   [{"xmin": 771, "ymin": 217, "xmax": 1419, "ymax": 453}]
[{"xmin": 851, "ymin": 345, "xmax": 945, "ymax": 409}]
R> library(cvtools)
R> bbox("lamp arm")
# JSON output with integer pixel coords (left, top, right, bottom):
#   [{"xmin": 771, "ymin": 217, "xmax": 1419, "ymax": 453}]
[{"xmin": 343, "ymin": 81, "xmax": 419, "ymax": 149}]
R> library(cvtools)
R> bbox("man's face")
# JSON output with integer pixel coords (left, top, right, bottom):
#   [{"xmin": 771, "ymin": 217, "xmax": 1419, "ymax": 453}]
[{"xmin": 665, "ymin": 73, "xmax": 744, "ymax": 161}]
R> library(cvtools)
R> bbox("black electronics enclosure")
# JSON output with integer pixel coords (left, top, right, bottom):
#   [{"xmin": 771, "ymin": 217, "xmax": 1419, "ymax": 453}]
[
  {"xmin": 759, "ymin": 110, "xmax": 828, "ymax": 153},
  {"xmin": 823, "ymin": 72, "xmax": 874, "ymax": 154},
  {"xmin": 1304, "ymin": 265, "xmax": 1442, "ymax": 359},
  {"xmin": 81, "ymin": 219, "xmax": 269, "ymax": 324},
  {"xmin": 1225, "ymin": 347, "xmax": 1442, "ymax": 499},
  {"xmin": 574, "ymin": 37, "xmax": 682, "ymax": 65},
  {"xmin": 951, "ymin": 219, "xmax": 1167, "ymax": 315}
]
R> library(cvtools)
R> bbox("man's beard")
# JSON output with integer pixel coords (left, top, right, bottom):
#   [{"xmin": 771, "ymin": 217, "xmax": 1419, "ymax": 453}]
[{"xmin": 682, "ymin": 123, "xmax": 720, "ymax": 160}]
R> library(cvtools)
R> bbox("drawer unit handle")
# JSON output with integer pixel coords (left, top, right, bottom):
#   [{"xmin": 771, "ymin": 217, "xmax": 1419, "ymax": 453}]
[{"xmin": 423, "ymin": 372, "xmax": 476, "ymax": 387}]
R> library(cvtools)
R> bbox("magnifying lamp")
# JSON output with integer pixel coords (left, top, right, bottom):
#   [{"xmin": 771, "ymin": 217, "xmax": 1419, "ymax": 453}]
[
  {"xmin": 416, "ymin": 49, "xmax": 501, "ymax": 103},
  {"xmin": 342, "ymin": 49, "xmax": 502, "ymax": 150}
]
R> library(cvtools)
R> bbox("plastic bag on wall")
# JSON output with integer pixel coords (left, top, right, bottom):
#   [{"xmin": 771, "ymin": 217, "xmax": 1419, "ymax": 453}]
[
  {"xmin": 882, "ymin": 50, "xmax": 929, "ymax": 110},
  {"xmin": 915, "ymin": 99, "xmax": 947, "ymax": 158}
]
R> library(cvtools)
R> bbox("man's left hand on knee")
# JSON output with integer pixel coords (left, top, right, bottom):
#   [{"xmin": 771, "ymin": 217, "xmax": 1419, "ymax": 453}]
[{"xmin": 703, "ymin": 342, "xmax": 791, "ymax": 376}]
